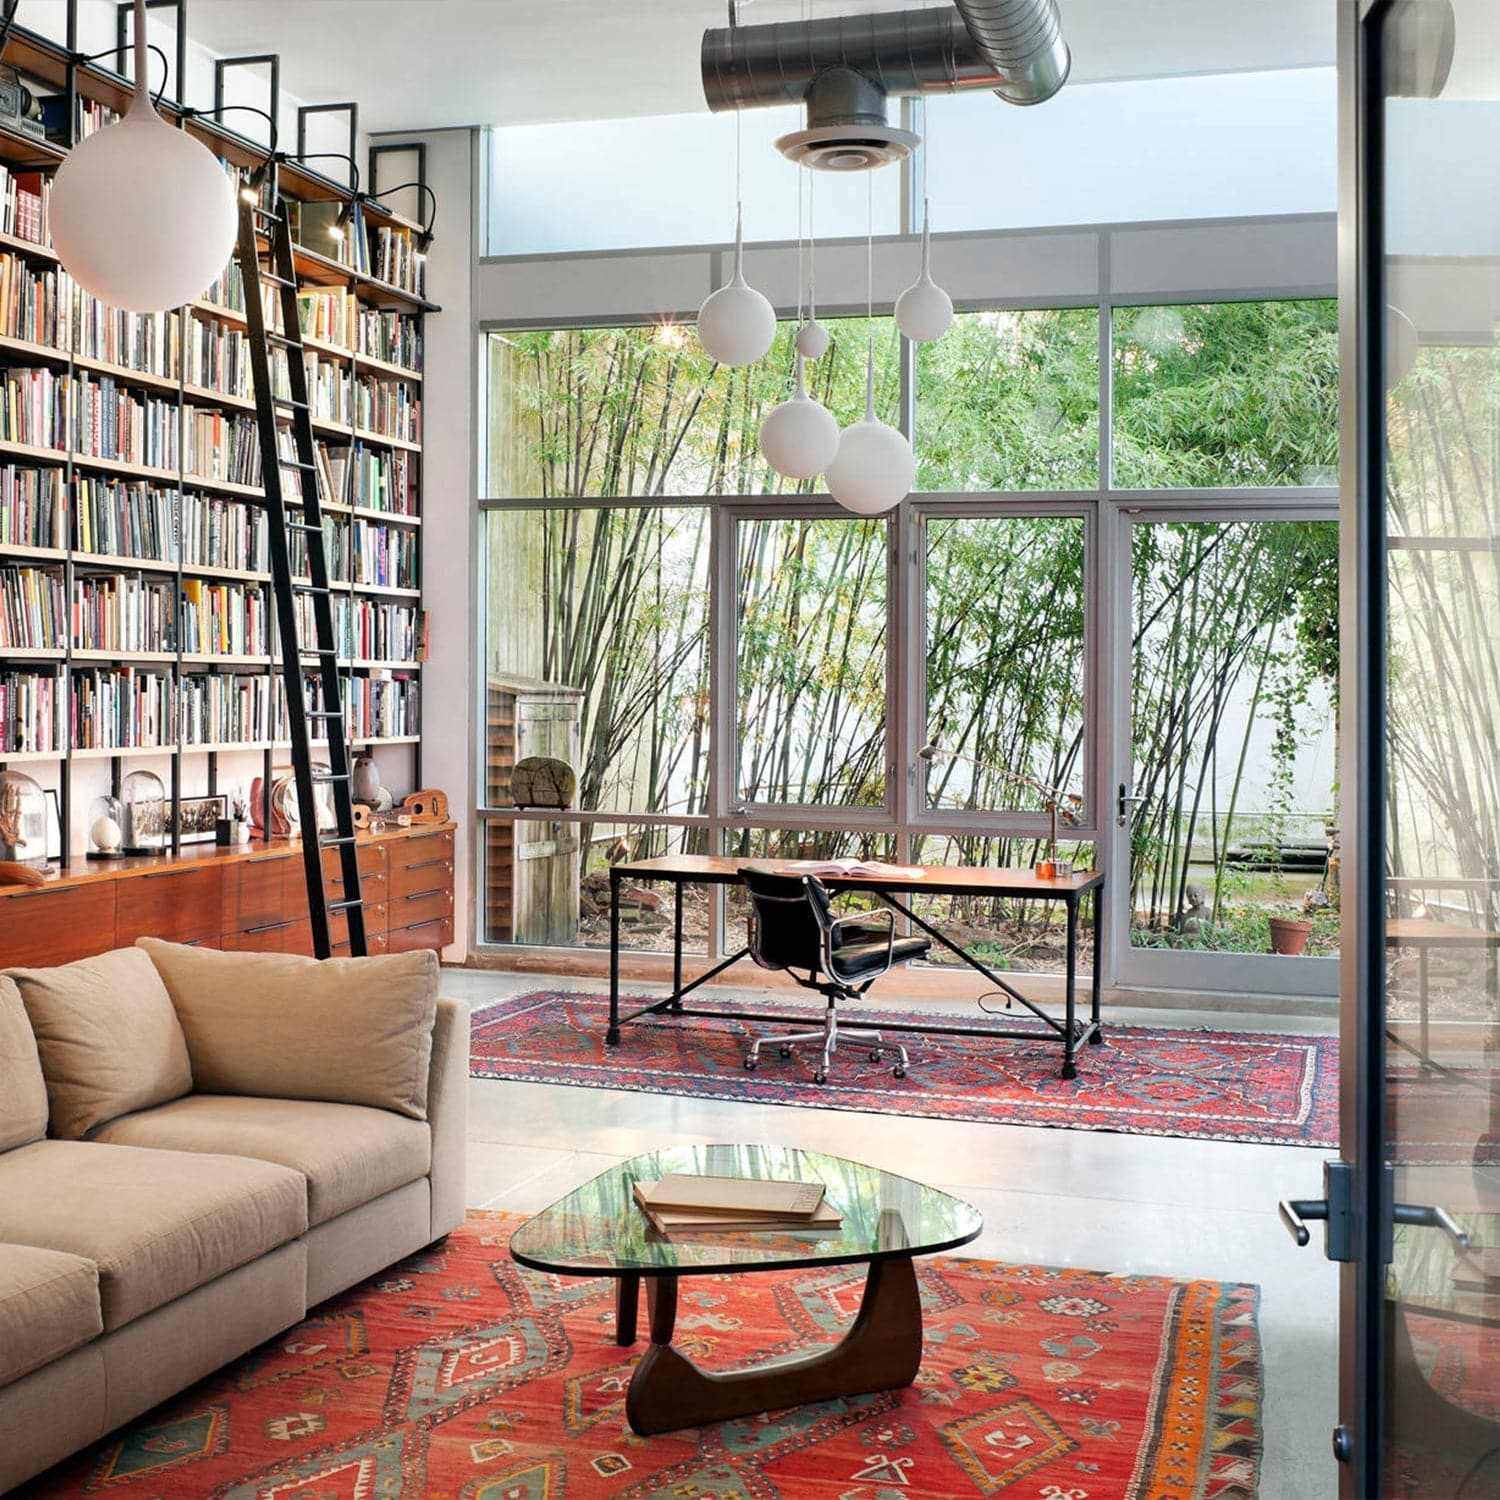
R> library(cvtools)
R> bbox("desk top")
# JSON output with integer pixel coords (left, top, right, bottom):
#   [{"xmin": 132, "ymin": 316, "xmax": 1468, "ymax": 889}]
[
  {"xmin": 614, "ymin": 853, "xmax": 1103, "ymax": 897},
  {"xmin": 1386, "ymin": 917, "xmax": 1500, "ymax": 948}
]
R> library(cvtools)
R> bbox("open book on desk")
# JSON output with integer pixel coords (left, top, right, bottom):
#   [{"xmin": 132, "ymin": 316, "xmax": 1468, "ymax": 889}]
[{"xmin": 769, "ymin": 858, "xmax": 926, "ymax": 880}]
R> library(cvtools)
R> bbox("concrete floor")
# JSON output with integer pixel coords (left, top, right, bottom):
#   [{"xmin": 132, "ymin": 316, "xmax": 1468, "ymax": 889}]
[{"xmin": 441, "ymin": 966, "xmax": 1343, "ymax": 1500}]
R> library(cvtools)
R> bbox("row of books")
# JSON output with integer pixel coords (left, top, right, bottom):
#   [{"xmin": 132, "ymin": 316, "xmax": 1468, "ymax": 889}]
[
  {"xmin": 0, "ymin": 565, "xmax": 65, "ymax": 649},
  {"xmin": 184, "ymin": 411, "xmax": 262, "ymax": 488},
  {"xmin": 0, "ymin": 465, "xmax": 64, "ymax": 550},
  {"xmin": 0, "ymin": 367, "xmax": 68, "ymax": 449},
  {"xmin": 76, "ymin": 299, "xmax": 180, "ymax": 380},
  {"xmin": 180, "ymin": 669, "xmax": 273, "ymax": 747},
  {"xmin": 70, "ymin": 667, "xmax": 175, "ymax": 751},
  {"xmin": 74, "ymin": 478, "xmax": 175, "ymax": 561},
  {"xmin": 181, "ymin": 492, "xmax": 268, "ymax": 574},
  {"xmin": 0, "ymin": 166, "xmax": 49, "ymax": 248},
  {"xmin": 350, "ymin": 446, "xmax": 417, "ymax": 516},
  {"xmin": 0, "ymin": 254, "xmax": 73, "ymax": 350},
  {"xmin": 179, "ymin": 578, "xmax": 269, "ymax": 657},
  {"xmin": 354, "ymin": 376, "xmax": 421, "ymax": 444},
  {"xmin": 343, "ymin": 675, "xmax": 420, "ymax": 739},
  {"xmin": 357, "ymin": 309, "xmax": 423, "ymax": 372},
  {"xmin": 72, "ymin": 574, "xmax": 176, "ymax": 654},
  {"xmin": 0, "ymin": 669, "xmax": 63, "ymax": 752},
  {"xmin": 297, "ymin": 288, "xmax": 357, "ymax": 350},
  {"xmin": 344, "ymin": 600, "xmax": 419, "ymax": 662},
  {"xmin": 350, "ymin": 519, "xmax": 418, "ymax": 591},
  {"xmin": 369, "ymin": 225, "xmax": 426, "ymax": 299},
  {"xmin": 74, "ymin": 377, "xmax": 179, "ymax": 471}
]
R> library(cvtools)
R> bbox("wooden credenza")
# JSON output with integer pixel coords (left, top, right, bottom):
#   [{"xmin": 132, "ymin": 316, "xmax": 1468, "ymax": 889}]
[{"xmin": 0, "ymin": 823, "xmax": 456, "ymax": 966}]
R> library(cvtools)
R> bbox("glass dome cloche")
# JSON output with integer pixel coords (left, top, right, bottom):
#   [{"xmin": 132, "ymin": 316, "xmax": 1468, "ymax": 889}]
[
  {"xmin": 121, "ymin": 769, "xmax": 168, "ymax": 854},
  {"xmin": 0, "ymin": 770, "xmax": 50, "ymax": 864},
  {"xmin": 87, "ymin": 793, "xmax": 127, "ymax": 860}
]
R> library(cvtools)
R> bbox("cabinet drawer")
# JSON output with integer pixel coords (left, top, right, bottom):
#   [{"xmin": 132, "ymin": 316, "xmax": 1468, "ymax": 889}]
[
  {"xmin": 391, "ymin": 829, "xmax": 453, "ymax": 871},
  {"xmin": 389, "ymin": 854, "xmax": 453, "ymax": 901},
  {"xmin": 334, "ymin": 931, "xmax": 388, "ymax": 957},
  {"xmin": 321, "ymin": 843, "xmax": 387, "ymax": 881},
  {"xmin": 226, "ymin": 916, "xmax": 313, "ymax": 955},
  {"xmin": 0, "ymin": 882, "xmax": 116, "ymax": 966},
  {"xmin": 326, "ymin": 864, "xmax": 388, "ymax": 905},
  {"xmin": 387, "ymin": 915, "xmax": 452, "ymax": 954},
  {"xmin": 392, "ymin": 885, "xmax": 452, "ymax": 928},
  {"xmin": 228, "ymin": 855, "xmax": 294, "ymax": 932},
  {"xmin": 116, "ymin": 866, "xmax": 223, "ymax": 946},
  {"xmin": 329, "ymin": 901, "xmax": 388, "ymax": 946}
]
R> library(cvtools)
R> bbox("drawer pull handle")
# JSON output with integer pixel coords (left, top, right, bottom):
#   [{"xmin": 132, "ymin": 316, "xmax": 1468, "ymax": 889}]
[
  {"xmin": 405, "ymin": 917, "xmax": 447, "ymax": 932},
  {"xmin": 245, "ymin": 918, "xmax": 295, "ymax": 935},
  {"xmin": 404, "ymin": 888, "xmax": 449, "ymax": 903},
  {"xmin": 404, "ymin": 857, "xmax": 450, "ymax": 872}
]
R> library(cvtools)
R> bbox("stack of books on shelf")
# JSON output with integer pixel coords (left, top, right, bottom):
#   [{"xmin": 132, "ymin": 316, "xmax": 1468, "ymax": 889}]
[
  {"xmin": 76, "ymin": 298, "xmax": 179, "ymax": 379},
  {"xmin": 200, "ymin": 263, "xmax": 245, "ymax": 316},
  {"xmin": 631, "ymin": 1175, "xmax": 842, "ymax": 1241},
  {"xmin": 74, "ymin": 477, "xmax": 176, "ymax": 562},
  {"xmin": 315, "ymin": 441, "xmax": 351, "ymax": 508},
  {"xmin": 0, "ymin": 465, "xmax": 64, "ymax": 549},
  {"xmin": 298, "ymin": 287, "xmax": 356, "ymax": 350},
  {"xmin": 354, "ymin": 375, "xmax": 421, "ymax": 443},
  {"xmin": 0, "ymin": 255, "xmax": 73, "ymax": 349},
  {"xmin": 70, "ymin": 665, "xmax": 174, "ymax": 750},
  {"xmin": 288, "ymin": 514, "xmax": 349, "ymax": 582},
  {"xmin": 185, "ymin": 315, "xmax": 254, "ymax": 399},
  {"xmin": 351, "ymin": 446, "xmax": 416, "ymax": 515},
  {"xmin": 369, "ymin": 224, "xmax": 425, "ymax": 298},
  {"xmin": 306, "ymin": 354, "xmax": 351, "ymax": 425},
  {"xmin": 0, "ymin": 367, "xmax": 68, "ymax": 450},
  {"xmin": 40, "ymin": 96, "xmax": 119, "ymax": 145},
  {"xmin": 351, "ymin": 520, "xmax": 417, "ymax": 590},
  {"xmin": 180, "ymin": 670, "xmax": 273, "ymax": 748},
  {"xmin": 0, "ymin": 668, "xmax": 62, "ymax": 752},
  {"xmin": 72, "ymin": 574, "xmax": 175, "ymax": 654},
  {"xmin": 181, "ymin": 492, "xmax": 267, "ymax": 574},
  {"xmin": 346, "ymin": 600, "xmax": 418, "ymax": 661},
  {"xmin": 344, "ymin": 674, "xmax": 419, "ymax": 739},
  {"xmin": 357, "ymin": 308, "xmax": 422, "ymax": 371},
  {"xmin": 0, "ymin": 166, "xmax": 51, "ymax": 248},
  {"xmin": 74, "ymin": 377, "xmax": 179, "ymax": 470},
  {"xmin": 186, "ymin": 410, "xmax": 262, "ymax": 488},
  {"xmin": 0, "ymin": 564, "xmax": 65, "ymax": 650},
  {"xmin": 180, "ymin": 579, "xmax": 268, "ymax": 658}
]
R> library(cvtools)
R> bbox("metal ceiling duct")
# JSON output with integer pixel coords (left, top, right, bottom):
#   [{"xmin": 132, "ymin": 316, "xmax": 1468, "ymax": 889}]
[{"xmin": 701, "ymin": 1, "xmax": 1069, "ymax": 170}]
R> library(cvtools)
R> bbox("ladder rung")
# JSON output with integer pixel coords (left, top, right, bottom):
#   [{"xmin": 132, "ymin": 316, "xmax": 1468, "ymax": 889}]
[
  {"xmin": 279, "ymin": 460, "xmax": 317, "ymax": 472},
  {"xmin": 299, "ymin": 647, "xmax": 338, "ymax": 657},
  {"xmin": 311, "ymin": 773, "xmax": 350, "ymax": 785},
  {"xmin": 327, "ymin": 897, "xmax": 364, "ymax": 912},
  {"xmin": 274, "ymin": 396, "xmax": 310, "ymax": 411},
  {"xmin": 318, "ymin": 832, "xmax": 356, "ymax": 844},
  {"xmin": 306, "ymin": 709, "xmax": 343, "ymax": 720},
  {"xmin": 259, "ymin": 271, "xmax": 295, "ymax": 289},
  {"xmin": 252, "ymin": 205, "xmax": 283, "ymax": 221},
  {"xmin": 292, "ymin": 583, "xmax": 332, "ymax": 595},
  {"xmin": 267, "ymin": 332, "xmax": 300, "ymax": 348},
  {"xmin": 287, "ymin": 521, "xmax": 324, "ymax": 533}
]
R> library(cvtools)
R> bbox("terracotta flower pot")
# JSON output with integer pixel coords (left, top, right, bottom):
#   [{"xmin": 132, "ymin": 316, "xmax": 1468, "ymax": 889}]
[{"xmin": 1268, "ymin": 916, "xmax": 1314, "ymax": 956}]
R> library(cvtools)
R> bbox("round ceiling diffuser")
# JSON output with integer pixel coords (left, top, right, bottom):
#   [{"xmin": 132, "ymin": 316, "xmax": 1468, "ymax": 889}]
[{"xmin": 775, "ymin": 121, "xmax": 919, "ymax": 173}]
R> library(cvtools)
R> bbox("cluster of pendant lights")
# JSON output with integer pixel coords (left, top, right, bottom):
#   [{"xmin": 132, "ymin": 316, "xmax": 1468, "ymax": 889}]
[{"xmin": 697, "ymin": 183, "xmax": 952, "ymax": 516}]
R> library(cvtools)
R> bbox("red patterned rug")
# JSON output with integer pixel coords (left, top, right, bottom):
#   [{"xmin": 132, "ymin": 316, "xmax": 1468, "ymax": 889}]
[
  {"xmin": 30, "ymin": 1212, "xmax": 1264, "ymax": 1499},
  {"xmin": 469, "ymin": 991, "xmax": 1339, "ymax": 1147}
]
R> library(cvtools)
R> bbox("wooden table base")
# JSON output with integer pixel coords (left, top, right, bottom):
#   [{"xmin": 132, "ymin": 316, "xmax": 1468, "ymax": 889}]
[{"xmin": 618, "ymin": 1256, "xmax": 923, "ymax": 1436}]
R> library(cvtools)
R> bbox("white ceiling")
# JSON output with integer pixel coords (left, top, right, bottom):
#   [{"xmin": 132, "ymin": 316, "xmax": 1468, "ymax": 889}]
[{"xmin": 185, "ymin": 0, "xmax": 1335, "ymax": 134}]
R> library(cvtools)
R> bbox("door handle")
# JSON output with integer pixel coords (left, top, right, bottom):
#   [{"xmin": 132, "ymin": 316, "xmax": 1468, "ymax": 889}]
[
  {"xmin": 1393, "ymin": 1202, "xmax": 1471, "ymax": 1251},
  {"xmin": 1278, "ymin": 1161, "xmax": 1354, "ymax": 1260},
  {"xmin": 1116, "ymin": 783, "xmax": 1145, "ymax": 826}
]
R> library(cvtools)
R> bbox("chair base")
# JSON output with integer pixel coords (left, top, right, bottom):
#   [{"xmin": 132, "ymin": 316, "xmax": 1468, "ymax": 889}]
[{"xmin": 743, "ymin": 1001, "xmax": 908, "ymax": 1084}]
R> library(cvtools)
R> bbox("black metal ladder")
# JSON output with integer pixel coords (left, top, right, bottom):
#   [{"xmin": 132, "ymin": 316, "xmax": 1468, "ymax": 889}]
[{"xmin": 236, "ymin": 187, "xmax": 366, "ymax": 959}]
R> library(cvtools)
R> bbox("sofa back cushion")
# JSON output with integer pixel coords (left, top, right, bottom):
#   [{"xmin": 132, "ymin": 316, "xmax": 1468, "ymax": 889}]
[
  {"xmin": 0, "ymin": 976, "xmax": 48, "ymax": 1150},
  {"xmin": 138, "ymin": 940, "xmax": 439, "ymax": 1120},
  {"xmin": 7, "ymin": 948, "xmax": 193, "ymax": 1139}
]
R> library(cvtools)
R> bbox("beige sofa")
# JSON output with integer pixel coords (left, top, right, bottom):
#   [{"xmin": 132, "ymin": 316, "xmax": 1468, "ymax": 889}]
[{"xmin": 0, "ymin": 939, "xmax": 469, "ymax": 1494}]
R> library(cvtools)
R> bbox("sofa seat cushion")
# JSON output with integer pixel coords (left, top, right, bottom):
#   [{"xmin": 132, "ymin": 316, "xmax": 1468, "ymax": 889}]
[
  {"xmin": 0, "ymin": 1140, "xmax": 306, "ymax": 1331},
  {"xmin": 0, "ymin": 1242, "xmax": 102, "ymax": 1385},
  {"xmin": 94, "ymin": 1095, "xmax": 432, "ymax": 1228}
]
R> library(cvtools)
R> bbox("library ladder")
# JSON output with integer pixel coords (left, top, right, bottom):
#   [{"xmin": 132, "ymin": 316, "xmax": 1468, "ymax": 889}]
[{"xmin": 235, "ymin": 190, "xmax": 367, "ymax": 959}]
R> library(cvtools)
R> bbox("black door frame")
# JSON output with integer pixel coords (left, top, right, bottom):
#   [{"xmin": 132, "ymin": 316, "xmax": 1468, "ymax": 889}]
[{"xmin": 1337, "ymin": 2, "xmax": 1391, "ymax": 1494}]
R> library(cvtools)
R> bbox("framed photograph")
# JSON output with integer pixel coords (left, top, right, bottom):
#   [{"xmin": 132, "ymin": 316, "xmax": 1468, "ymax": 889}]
[{"xmin": 176, "ymin": 793, "xmax": 228, "ymax": 846}]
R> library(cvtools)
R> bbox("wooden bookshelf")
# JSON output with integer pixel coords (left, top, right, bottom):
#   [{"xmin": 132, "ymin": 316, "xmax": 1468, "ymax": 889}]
[{"xmin": 0, "ymin": 37, "xmax": 433, "ymax": 864}]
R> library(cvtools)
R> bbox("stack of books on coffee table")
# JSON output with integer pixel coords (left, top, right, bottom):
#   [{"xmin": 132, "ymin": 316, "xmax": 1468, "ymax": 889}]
[{"xmin": 633, "ymin": 1173, "xmax": 842, "ymax": 1240}]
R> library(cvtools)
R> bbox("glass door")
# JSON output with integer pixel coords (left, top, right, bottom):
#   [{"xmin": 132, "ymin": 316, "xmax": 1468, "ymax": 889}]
[
  {"xmin": 1324, "ymin": 4, "xmax": 1500, "ymax": 1495},
  {"xmin": 1116, "ymin": 513, "xmax": 1340, "ymax": 996}
]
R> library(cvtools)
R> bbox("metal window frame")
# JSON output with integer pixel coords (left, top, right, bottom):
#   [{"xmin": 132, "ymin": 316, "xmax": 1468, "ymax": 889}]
[
  {"xmin": 212, "ymin": 52, "xmax": 280, "ymax": 140},
  {"xmin": 296, "ymin": 101, "xmax": 359, "ymax": 188},
  {"xmin": 115, "ymin": 0, "xmax": 185, "ymax": 106}
]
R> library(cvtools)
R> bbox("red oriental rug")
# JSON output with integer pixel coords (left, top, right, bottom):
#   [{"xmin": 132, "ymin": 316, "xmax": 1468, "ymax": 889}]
[
  {"xmin": 30, "ymin": 1212, "xmax": 1264, "ymax": 1500},
  {"xmin": 469, "ymin": 991, "xmax": 1339, "ymax": 1147}
]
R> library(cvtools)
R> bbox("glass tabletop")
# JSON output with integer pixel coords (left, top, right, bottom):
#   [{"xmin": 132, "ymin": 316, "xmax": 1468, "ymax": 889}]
[{"xmin": 508, "ymin": 1143, "xmax": 984, "ymax": 1278}]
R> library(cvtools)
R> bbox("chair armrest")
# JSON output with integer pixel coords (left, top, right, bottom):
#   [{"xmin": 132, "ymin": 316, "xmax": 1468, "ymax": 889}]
[
  {"xmin": 825, "ymin": 909, "xmax": 895, "ymax": 980},
  {"xmin": 426, "ymin": 997, "xmax": 469, "ymax": 1240}
]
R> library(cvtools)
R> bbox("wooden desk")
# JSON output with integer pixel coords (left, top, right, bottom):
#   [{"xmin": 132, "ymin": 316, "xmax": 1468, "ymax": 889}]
[
  {"xmin": 605, "ymin": 855, "xmax": 1105, "ymax": 1080},
  {"xmin": 1386, "ymin": 917, "xmax": 1500, "ymax": 1069}
]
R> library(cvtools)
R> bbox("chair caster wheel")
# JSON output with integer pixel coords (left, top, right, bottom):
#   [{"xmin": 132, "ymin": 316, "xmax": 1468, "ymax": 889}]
[
  {"xmin": 743, "ymin": 1059, "xmax": 758, "ymax": 1071},
  {"xmin": 892, "ymin": 1065, "xmax": 907, "ymax": 1079},
  {"xmin": 814, "ymin": 1071, "xmax": 828, "ymax": 1085},
  {"xmin": 779, "ymin": 1046, "xmax": 793, "ymax": 1059}
]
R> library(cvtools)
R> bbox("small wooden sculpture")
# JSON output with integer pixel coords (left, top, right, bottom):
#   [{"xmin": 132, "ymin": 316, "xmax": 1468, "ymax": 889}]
[
  {"xmin": 511, "ymin": 757, "xmax": 577, "ymax": 810},
  {"xmin": 0, "ymin": 861, "xmax": 47, "ymax": 887}
]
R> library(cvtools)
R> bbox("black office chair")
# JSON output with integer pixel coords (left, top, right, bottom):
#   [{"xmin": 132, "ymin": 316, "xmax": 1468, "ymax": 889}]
[{"xmin": 739, "ymin": 867, "xmax": 931, "ymax": 1084}]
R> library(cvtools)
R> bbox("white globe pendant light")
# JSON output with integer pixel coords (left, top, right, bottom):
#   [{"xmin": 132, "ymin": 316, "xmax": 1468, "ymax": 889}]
[
  {"xmin": 696, "ymin": 207, "xmax": 775, "ymax": 367},
  {"xmin": 50, "ymin": 0, "xmax": 237, "ymax": 313},
  {"xmin": 826, "ymin": 346, "xmax": 916, "ymax": 515},
  {"xmin": 759, "ymin": 353, "xmax": 839, "ymax": 481},
  {"xmin": 795, "ymin": 318, "xmax": 830, "ymax": 361},
  {"xmin": 895, "ymin": 200, "xmax": 953, "ymax": 345}
]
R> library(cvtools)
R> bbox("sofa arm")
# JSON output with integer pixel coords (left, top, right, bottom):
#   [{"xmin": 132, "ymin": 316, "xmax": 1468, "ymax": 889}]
[{"xmin": 427, "ymin": 997, "xmax": 469, "ymax": 1240}]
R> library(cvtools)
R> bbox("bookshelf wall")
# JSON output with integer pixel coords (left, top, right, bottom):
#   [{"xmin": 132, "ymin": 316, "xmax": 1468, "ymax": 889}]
[{"xmin": 0, "ymin": 44, "xmax": 437, "ymax": 862}]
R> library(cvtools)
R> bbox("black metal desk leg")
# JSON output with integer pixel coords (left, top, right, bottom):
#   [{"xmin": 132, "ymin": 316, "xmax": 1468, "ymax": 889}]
[
  {"xmin": 607, "ymin": 869, "xmax": 622, "ymax": 1046},
  {"xmin": 1419, "ymin": 946, "xmax": 1429, "ymax": 1062},
  {"xmin": 1062, "ymin": 898, "xmax": 1078, "ymax": 1080},
  {"xmin": 672, "ymin": 881, "xmax": 684, "ymax": 1011},
  {"xmin": 1089, "ymin": 885, "xmax": 1104, "ymax": 1043}
]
